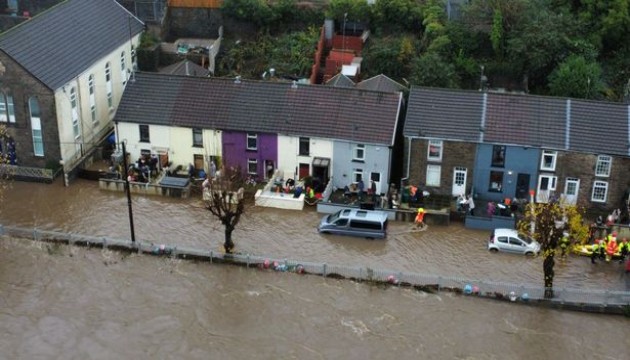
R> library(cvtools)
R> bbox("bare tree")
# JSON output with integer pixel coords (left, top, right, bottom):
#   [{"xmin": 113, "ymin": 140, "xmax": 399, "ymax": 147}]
[{"xmin": 203, "ymin": 166, "xmax": 246, "ymax": 253}]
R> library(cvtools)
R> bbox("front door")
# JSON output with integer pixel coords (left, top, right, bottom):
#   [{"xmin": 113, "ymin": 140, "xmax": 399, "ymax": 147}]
[
  {"xmin": 370, "ymin": 172, "xmax": 381, "ymax": 195},
  {"xmin": 299, "ymin": 163, "xmax": 310, "ymax": 180},
  {"xmin": 536, "ymin": 174, "xmax": 557, "ymax": 203},
  {"xmin": 452, "ymin": 167, "xmax": 467, "ymax": 196},
  {"xmin": 563, "ymin": 177, "xmax": 579, "ymax": 205},
  {"xmin": 515, "ymin": 173, "xmax": 530, "ymax": 200}
]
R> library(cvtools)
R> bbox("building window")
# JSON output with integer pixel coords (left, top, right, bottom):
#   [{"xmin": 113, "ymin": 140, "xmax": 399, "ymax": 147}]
[
  {"xmin": 489, "ymin": 171, "xmax": 503, "ymax": 192},
  {"xmin": 131, "ymin": 45, "xmax": 137, "ymax": 70},
  {"xmin": 299, "ymin": 137, "xmax": 310, "ymax": 156},
  {"xmin": 595, "ymin": 155, "xmax": 611, "ymax": 177},
  {"xmin": 248, "ymin": 158, "xmax": 258, "ymax": 175},
  {"xmin": 491, "ymin": 145, "xmax": 505, "ymax": 167},
  {"xmin": 120, "ymin": 51, "xmax": 127, "ymax": 86},
  {"xmin": 70, "ymin": 87, "xmax": 80, "ymax": 139},
  {"xmin": 540, "ymin": 150, "xmax": 557, "ymax": 171},
  {"xmin": 353, "ymin": 169, "xmax": 363, "ymax": 183},
  {"xmin": 29, "ymin": 97, "xmax": 44, "ymax": 156},
  {"xmin": 193, "ymin": 128, "xmax": 203, "ymax": 147},
  {"xmin": 139, "ymin": 124, "xmax": 150, "ymax": 143},
  {"xmin": 353, "ymin": 144, "xmax": 365, "ymax": 161},
  {"xmin": 427, "ymin": 140, "xmax": 443, "ymax": 161},
  {"xmin": 247, "ymin": 133, "xmax": 257, "ymax": 150},
  {"xmin": 426, "ymin": 164, "xmax": 441, "ymax": 186},
  {"xmin": 0, "ymin": 92, "xmax": 15, "ymax": 123},
  {"xmin": 105, "ymin": 62, "xmax": 113, "ymax": 108},
  {"xmin": 88, "ymin": 74, "xmax": 97, "ymax": 124},
  {"xmin": 591, "ymin": 181, "xmax": 608, "ymax": 203}
]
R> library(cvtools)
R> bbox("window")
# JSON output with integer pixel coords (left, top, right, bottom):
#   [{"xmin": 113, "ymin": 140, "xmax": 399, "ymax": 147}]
[
  {"xmin": 299, "ymin": 137, "xmax": 310, "ymax": 156},
  {"xmin": 248, "ymin": 158, "xmax": 257, "ymax": 175},
  {"xmin": 353, "ymin": 144, "xmax": 365, "ymax": 161},
  {"xmin": 426, "ymin": 164, "xmax": 441, "ymax": 186},
  {"xmin": 595, "ymin": 155, "xmax": 611, "ymax": 177},
  {"xmin": 353, "ymin": 169, "xmax": 363, "ymax": 183},
  {"xmin": 131, "ymin": 45, "xmax": 137, "ymax": 70},
  {"xmin": 105, "ymin": 62, "xmax": 113, "ymax": 108},
  {"xmin": 70, "ymin": 87, "xmax": 80, "ymax": 139},
  {"xmin": 88, "ymin": 74, "xmax": 96, "ymax": 123},
  {"xmin": 591, "ymin": 181, "xmax": 608, "ymax": 202},
  {"xmin": 120, "ymin": 51, "xmax": 127, "ymax": 86},
  {"xmin": 247, "ymin": 133, "xmax": 257, "ymax": 150},
  {"xmin": 427, "ymin": 140, "xmax": 443, "ymax": 161},
  {"xmin": 0, "ymin": 92, "xmax": 15, "ymax": 123},
  {"xmin": 491, "ymin": 145, "xmax": 505, "ymax": 167},
  {"xmin": 139, "ymin": 124, "xmax": 150, "ymax": 142},
  {"xmin": 29, "ymin": 97, "xmax": 44, "ymax": 156},
  {"xmin": 489, "ymin": 171, "xmax": 504, "ymax": 192},
  {"xmin": 540, "ymin": 150, "xmax": 557, "ymax": 171},
  {"xmin": 193, "ymin": 128, "xmax": 203, "ymax": 147}
]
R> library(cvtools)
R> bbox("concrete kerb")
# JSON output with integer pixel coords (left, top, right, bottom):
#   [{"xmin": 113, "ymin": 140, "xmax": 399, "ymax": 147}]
[{"xmin": 1, "ymin": 224, "xmax": 629, "ymax": 316}]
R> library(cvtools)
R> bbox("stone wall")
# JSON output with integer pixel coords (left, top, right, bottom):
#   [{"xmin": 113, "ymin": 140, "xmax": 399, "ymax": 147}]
[
  {"xmin": 556, "ymin": 151, "xmax": 630, "ymax": 212},
  {"xmin": 0, "ymin": 52, "xmax": 60, "ymax": 169},
  {"xmin": 406, "ymin": 138, "xmax": 476, "ymax": 197}
]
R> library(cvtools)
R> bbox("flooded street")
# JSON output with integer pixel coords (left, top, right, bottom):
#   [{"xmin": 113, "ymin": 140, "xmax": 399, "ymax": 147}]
[
  {"xmin": 1, "ymin": 180, "xmax": 627, "ymax": 291},
  {"xmin": 1, "ymin": 237, "xmax": 628, "ymax": 359}
]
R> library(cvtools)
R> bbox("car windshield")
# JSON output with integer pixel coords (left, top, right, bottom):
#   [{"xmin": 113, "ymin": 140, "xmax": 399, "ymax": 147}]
[
  {"xmin": 328, "ymin": 211, "xmax": 341, "ymax": 223},
  {"xmin": 518, "ymin": 233, "xmax": 534, "ymax": 244}
]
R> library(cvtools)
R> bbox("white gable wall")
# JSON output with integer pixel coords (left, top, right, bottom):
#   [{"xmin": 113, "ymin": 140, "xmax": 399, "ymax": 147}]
[
  {"xmin": 56, "ymin": 34, "xmax": 141, "ymax": 169},
  {"xmin": 277, "ymin": 135, "xmax": 333, "ymax": 180}
]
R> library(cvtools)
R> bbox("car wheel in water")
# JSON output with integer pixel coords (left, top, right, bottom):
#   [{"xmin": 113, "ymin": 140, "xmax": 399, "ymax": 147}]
[{"xmin": 489, "ymin": 248, "xmax": 498, "ymax": 253}]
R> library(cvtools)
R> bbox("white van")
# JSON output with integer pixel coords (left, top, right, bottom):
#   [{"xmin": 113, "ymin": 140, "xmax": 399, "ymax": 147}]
[{"xmin": 318, "ymin": 209, "xmax": 388, "ymax": 239}]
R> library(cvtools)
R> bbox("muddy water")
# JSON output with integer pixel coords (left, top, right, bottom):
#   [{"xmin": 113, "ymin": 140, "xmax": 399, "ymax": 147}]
[
  {"xmin": 1, "ymin": 238, "xmax": 628, "ymax": 359},
  {"xmin": 1, "ymin": 180, "xmax": 627, "ymax": 291}
]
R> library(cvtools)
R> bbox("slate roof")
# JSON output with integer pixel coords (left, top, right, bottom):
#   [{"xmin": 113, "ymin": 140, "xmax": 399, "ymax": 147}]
[
  {"xmin": 405, "ymin": 86, "xmax": 630, "ymax": 156},
  {"xmin": 0, "ymin": 0, "xmax": 144, "ymax": 90},
  {"xmin": 405, "ymin": 87, "xmax": 484, "ymax": 142},
  {"xmin": 159, "ymin": 59, "xmax": 209, "ymax": 77},
  {"xmin": 484, "ymin": 92, "xmax": 566, "ymax": 148},
  {"xmin": 325, "ymin": 73, "xmax": 355, "ymax": 88},
  {"xmin": 357, "ymin": 74, "xmax": 407, "ymax": 93},
  {"xmin": 116, "ymin": 72, "xmax": 402, "ymax": 145}
]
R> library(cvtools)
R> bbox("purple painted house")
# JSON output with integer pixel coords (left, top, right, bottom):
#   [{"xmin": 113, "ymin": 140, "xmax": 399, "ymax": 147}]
[{"xmin": 222, "ymin": 131, "xmax": 278, "ymax": 180}]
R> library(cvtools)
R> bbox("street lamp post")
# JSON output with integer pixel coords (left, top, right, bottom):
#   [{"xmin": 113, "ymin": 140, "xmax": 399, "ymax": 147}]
[{"xmin": 121, "ymin": 140, "xmax": 136, "ymax": 243}]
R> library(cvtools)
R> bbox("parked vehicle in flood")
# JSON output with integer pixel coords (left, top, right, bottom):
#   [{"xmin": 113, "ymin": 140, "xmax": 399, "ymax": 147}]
[
  {"xmin": 318, "ymin": 209, "xmax": 388, "ymax": 239},
  {"xmin": 488, "ymin": 228, "xmax": 540, "ymax": 256}
]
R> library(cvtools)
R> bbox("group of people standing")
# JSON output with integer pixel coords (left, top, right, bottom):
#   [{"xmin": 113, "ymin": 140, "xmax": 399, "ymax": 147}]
[{"xmin": 590, "ymin": 231, "xmax": 630, "ymax": 264}]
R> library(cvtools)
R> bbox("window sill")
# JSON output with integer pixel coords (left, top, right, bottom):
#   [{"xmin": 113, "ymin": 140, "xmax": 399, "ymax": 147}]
[
  {"xmin": 351, "ymin": 159, "xmax": 365, "ymax": 163},
  {"xmin": 246, "ymin": 149, "xmax": 258, "ymax": 152},
  {"xmin": 192, "ymin": 145, "xmax": 203, "ymax": 148},
  {"xmin": 139, "ymin": 140, "xmax": 150, "ymax": 143}
]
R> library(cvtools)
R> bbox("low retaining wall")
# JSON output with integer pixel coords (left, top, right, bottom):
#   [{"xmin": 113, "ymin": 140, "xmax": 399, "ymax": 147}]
[
  {"xmin": 1, "ymin": 224, "xmax": 628, "ymax": 316},
  {"xmin": 465, "ymin": 214, "xmax": 516, "ymax": 230},
  {"xmin": 254, "ymin": 189, "xmax": 305, "ymax": 210},
  {"xmin": 99, "ymin": 178, "xmax": 190, "ymax": 198}
]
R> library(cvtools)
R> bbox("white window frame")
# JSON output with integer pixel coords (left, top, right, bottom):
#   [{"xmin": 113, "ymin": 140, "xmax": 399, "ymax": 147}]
[
  {"xmin": 29, "ymin": 97, "xmax": 44, "ymax": 156},
  {"xmin": 0, "ymin": 92, "xmax": 15, "ymax": 123},
  {"xmin": 192, "ymin": 128, "xmax": 203, "ymax": 147},
  {"xmin": 247, "ymin": 133, "xmax": 258, "ymax": 150},
  {"xmin": 427, "ymin": 140, "xmax": 443, "ymax": 162},
  {"xmin": 247, "ymin": 158, "xmax": 258, "ymax": 175},
  {"xmin": 120, "ymin": 51, "xmax": 127, "ymax": 86},
  {"xmin": 105, "ymin": 62, "xmax": 113, "ymax": 108},
  {"xmin": 426, "ymin": 164, "xmax": 441, "ymax": 187},
  {"xmin": 353, "ymin": 169, "xmax": 363, "ymax": 183},
  {"xmin": 353, "ymin": 144, "xmax": 365, "ymax": 161},
  {"xmin": 591, "ymin": 181, "xmax": 608, "ymax": 203},
  {"xmin": 595, "ymin": 155, "xmax": 611, "ymax": 177},
  {"xmin": 88, "ymin": 74, "xmax": 96, "ymax": 123},
  {"xmin": 540, "ymin": 150, "xmax": 557, "ymax": 171},
  {"xmin": 70, "ymin": 87, "xmax": 80, "ymax": 139}
]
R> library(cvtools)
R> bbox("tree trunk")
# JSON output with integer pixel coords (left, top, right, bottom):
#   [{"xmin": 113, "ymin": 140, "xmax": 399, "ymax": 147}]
[
  {"xmin": 224, "ymin": 225, "xmax": 235, "ymax": 254},
  {"xmin": 543, "ymin": 251, "xmax": 555, "ymax": 298}
]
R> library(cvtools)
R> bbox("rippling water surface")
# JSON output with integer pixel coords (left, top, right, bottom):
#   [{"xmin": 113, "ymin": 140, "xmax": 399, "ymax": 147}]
[{"xmin": 1, "ymin": 238, "xmax": 628, "ymax": 359}]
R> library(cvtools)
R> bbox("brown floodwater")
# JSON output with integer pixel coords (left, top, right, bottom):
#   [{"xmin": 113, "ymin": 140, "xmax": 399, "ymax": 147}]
[
  {"xmin": 1, "ymin": 180, "xmax": 627, "ymax": 291},
  {"xmin": 1, "ymin": 237, "xmax": 628, "ymax": 359}
]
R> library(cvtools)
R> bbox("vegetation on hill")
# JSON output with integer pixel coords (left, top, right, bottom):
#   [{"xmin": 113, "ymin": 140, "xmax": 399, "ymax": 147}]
[{"xmin": 216, "ymin": 0, "xmax": 630, "ymax": 102}]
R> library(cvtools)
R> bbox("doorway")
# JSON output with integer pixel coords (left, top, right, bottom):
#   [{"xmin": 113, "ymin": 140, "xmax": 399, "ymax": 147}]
[
  {"xmin": 452, "ymin": 167, "xmax": 467, "ymax": 196},
  {"xmin": 515, "ymin": 173, "xmax": 530, "ymax": 200}
]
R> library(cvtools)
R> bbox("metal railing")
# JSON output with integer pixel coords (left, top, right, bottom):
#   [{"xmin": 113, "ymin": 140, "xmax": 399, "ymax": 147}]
[{"xmin": 1, "ymin": 224, "xmax": 628, "ymax": 313}]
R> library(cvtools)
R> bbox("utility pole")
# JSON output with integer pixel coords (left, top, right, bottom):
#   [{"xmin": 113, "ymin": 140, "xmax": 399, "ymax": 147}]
[{"xmin": 121, "ymin": 140, "xmax": 136, "ymax": 243}]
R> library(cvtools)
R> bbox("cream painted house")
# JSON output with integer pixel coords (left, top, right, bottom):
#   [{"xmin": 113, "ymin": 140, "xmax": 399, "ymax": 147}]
[
  {"xmin": 0, "ymin": 0, "xmax": 144, "ymax": 183},
  {"xmin": 277, "ymin": 135, "xmax": 333, "ymax": 182}
]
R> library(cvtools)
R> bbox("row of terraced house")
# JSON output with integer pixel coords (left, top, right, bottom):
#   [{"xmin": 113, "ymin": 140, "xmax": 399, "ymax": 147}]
[{"xmin": 1, "ymin": 0, "xmax": 629, "ymax": 217}]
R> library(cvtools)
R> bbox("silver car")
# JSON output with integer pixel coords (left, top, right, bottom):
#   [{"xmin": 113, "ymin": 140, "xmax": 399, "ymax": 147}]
[{"xmin": 488, "ymin": 228, "xmax": 540, "ymax": 256}]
